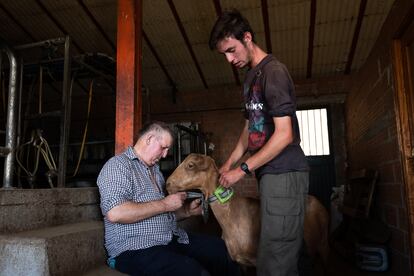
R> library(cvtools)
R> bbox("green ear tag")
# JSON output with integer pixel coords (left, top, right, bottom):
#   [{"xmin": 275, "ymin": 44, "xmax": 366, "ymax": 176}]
[{"xmin": 213, "ymin": 186, "xmax": 234, "ymax": 204}]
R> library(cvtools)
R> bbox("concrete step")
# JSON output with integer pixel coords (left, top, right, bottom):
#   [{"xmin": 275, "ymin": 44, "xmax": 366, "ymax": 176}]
[
  {"xmin": 0, "ymin": 187, "xmax": 101, "ymax": 234},
  {"xmin": 0, "ymin": 221, "xmax": 106, "ymax": 276}
]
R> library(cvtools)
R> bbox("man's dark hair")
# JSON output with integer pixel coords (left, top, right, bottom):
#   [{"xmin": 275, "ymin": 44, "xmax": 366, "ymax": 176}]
[
  {"xmin": 209, "ymin": 9, "xmax": 255, "ymax": 50},
  {"xmin": 137, "ymin": 121, "xmax": 174, "ymax": 141}
]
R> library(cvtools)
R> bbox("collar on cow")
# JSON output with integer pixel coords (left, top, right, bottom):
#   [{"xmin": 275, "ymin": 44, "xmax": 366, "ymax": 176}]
[
  {"xmin": 185, "ymin": 186, "xmax": 234, "ymax": 204},
  {"xmin": 184, "ymin": 186, "xmax": 233, "ymax": 224},
  {"xmin": 209, "ymin": 186, "xmax": 234, "ymax": 204}
]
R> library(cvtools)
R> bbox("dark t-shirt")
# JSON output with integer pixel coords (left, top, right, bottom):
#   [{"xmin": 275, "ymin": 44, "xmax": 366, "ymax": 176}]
[{"xmin": 243, "ymin": 55, "xmax": 309, "ymax": 178}]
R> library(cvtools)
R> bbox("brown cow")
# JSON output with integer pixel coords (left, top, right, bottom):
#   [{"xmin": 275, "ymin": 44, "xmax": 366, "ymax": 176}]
[{"xmin": 166, "ymin": 153, "xmax": 330, "ymax": 268}]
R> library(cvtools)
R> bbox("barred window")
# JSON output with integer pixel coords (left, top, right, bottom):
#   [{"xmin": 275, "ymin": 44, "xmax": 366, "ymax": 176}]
[{"xmin": 296, "ymin": 108, "xmax": 330, "ymax": 156}]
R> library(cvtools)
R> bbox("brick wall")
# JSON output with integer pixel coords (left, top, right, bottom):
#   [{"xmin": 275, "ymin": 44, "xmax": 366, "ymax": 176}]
[
  {"xmin": 149, "ymin": 86, "xmax": 259, "ymax": 197},
  {"xmin": 149, "ymin": 80, "xmax": 348, "ymax": 199},
  {"xmin": 345, "ymin": 0, "xmax": 413, "ymax": 274}
]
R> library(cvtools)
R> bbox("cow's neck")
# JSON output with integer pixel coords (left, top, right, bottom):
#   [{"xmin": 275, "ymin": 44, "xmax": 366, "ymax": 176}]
[{"xmin": 206, "ymin": 182, "xmax": 238, "ymax": 229}]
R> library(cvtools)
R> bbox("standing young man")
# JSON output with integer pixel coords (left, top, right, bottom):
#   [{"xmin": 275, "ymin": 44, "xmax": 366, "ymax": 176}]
[{"xmin": 209, "ymin": 10, "xmax": 309, "ymax": 276}]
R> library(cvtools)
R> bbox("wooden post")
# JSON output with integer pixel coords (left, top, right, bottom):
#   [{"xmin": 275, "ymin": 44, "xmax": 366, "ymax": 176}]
[{"xmin": 116, "ymin": 0, "xmax": 142, "ymax": 154}]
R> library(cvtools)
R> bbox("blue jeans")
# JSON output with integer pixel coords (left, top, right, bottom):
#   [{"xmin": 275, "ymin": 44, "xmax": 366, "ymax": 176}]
[{"xmin": 114, "ymin": 233, "xmax": 240, "ymax": 276}]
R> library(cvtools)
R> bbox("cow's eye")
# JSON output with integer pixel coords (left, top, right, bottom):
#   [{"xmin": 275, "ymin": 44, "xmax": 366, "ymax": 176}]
[{"xmin": 187, "ymin": 162, "xmax": 194, "ymax": 169}]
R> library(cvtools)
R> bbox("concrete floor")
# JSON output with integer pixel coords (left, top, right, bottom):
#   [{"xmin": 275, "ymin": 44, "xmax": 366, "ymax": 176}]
[
  {"xmin": 313, "ymin": 249, "xmax": 393, "ymax": 276},
  {"xmin": 81, "ymin": 249, "xmax": 393, "ymax": 276},
  {"xmin": 80, "ymin": 216, "xmax": 395, "ymax": 276},
  {"xmin": 82, "ymin": 265, "xmax": 126, "ymax": 276}
]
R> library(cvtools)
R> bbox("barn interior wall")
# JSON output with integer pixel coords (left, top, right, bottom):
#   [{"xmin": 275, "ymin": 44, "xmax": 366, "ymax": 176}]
[
  {"xmin": 345, "ymin": 1, "xmax": 414, "ymax": 274},
  {"xmin": 148, "ymin": 85, "xmax": 347, "ymax": 200},
  {"xmin": 11, "ymin": 77, "xmax": 116, "ymax": 188},
  {"xmin": 148, "ymin": 86, "xmax": 257, "ymax": 197}
]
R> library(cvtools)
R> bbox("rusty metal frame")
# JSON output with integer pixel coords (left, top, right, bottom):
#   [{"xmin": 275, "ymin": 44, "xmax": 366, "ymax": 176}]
[
  {"xmin": 57, "ymin": 36, "xmax": 72, "ymax": 187},
  {"xmin": 115, "ymin": 0, "xmax": 142, "ymax": 154}
]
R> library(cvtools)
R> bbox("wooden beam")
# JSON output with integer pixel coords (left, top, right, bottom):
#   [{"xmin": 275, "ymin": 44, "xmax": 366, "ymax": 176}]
[
  {"xmin": 142, "ymin": 31, "xmax": 177, "ymax": 101},
  {"xmin": 0, "ymin": 3, "xmax": 37, "ymax": 41},
  {"xmin": 212, "ymin": 0, "xmax": 222, "ymax": 15},
  {"xmin": 35, "ymin": 0, "xmax": 84, "ymax": 53},
  {"xmin": 167, "ymin": 0, "xmax": 208, "ymax": 89},
  {"xmin": 115, "ymin": 0, "xmax": 142, "ymax": 154},
  {"xmin": 261, "ymin": 0, "xmax": 272, "ymax": 53},
  {"xmin": 76, "ymin": 0, "xmax": 115, "ymax": 52},
  {"xmin": 212, "ymin": 0, "xmax": 240, "ymax": 86},
  {"xmin": 295, "ymin": 74, "xmax": 352, "ymax": 97},
  {"xmin": 345, "ymin": 0, "xmax": 367, "ymax": 74},
  {"xmin": 306, "ymin": 0, "xmax": 316, "ymax": 78}
]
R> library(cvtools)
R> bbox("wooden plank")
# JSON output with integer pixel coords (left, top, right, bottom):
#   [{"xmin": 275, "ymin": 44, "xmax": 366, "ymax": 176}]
[{"xmin": 392, "ymin": 37, "xmax": 414, "ymax": 273}]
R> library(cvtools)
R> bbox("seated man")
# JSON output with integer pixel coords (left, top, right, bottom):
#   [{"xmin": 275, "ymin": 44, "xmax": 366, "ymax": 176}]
[{"xmin": 97, "ymin": 121, "xmax": 240, "ymax": 276}]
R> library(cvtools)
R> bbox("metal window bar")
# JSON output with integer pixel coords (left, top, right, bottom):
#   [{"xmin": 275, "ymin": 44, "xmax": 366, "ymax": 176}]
[{"xmin": 297, "ymin": 108, "xmax": 330, "ymax": 156}]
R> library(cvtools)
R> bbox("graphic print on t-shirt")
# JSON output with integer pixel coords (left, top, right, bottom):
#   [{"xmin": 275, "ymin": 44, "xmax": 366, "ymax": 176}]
[{"xmin": 245, "ymin": 80, "xmax": 267, "ymax": 151}]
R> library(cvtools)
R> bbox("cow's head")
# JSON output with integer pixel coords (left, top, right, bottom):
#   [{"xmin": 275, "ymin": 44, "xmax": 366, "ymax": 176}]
[{"xmin": 166, "ymin": 153, "xmax": 219, "ymax": 198}]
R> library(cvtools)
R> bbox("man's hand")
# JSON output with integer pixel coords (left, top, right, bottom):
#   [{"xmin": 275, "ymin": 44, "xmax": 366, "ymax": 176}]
[
  {"xmin": 162, "ymin": 192, "xmax": 186, "ymax": 212},
  {"xmin": 175, "ymin": 197, "xmax": 202, "ymax": 220},
  {"xmin": 219, "ymin": 167, "xmax": 245, "ymax": 188},
  {"xmin": 186, "ymin": 198, "xmax": 202, "ymax": 216},
  {"xmin": 218, "ymin": 161, "xmax": 232, "ymax": 174}
]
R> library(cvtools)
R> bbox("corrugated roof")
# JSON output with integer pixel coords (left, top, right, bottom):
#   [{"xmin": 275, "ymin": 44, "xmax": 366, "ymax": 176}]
[{"xmin": 0, "ymin": 0, "xmax": 396, "ymax": 94}]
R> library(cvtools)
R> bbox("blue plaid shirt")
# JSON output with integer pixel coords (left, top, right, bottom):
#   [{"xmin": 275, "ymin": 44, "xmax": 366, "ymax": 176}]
[{"xmin": 97, "ymin": 146, "xmax": 189, "ymax": 258}]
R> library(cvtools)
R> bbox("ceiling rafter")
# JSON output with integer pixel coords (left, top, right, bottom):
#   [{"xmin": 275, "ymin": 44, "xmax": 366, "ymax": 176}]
[
  {"xmin": 306, "ymin": 0, "xmax": 316, "ymax": 78},
  {"xmin": 213, "ymin": 0, "xmax": 222, "ymax": 15},
  {"xmin": 142, "ymin": 31, "xmax": 178, "ymax": 102},
  {"xmin": 34, "ymin": 0, "xmax": 84, "ymax": 53},
  {"xmin": 345, "ymin": 0, "xmax": 367, "ymax": 74},
  {"xmin": 212, "ymin": 0, "xmax": 241, "ymax": 86},
  {"xmin": 0, "ymin": 3, "xmax": 37, "ymax": 42},
  {"xmin": 76, "ymin": 0, "xmax": 115, "ymax": 53},
  {"xmin": 167, "ymin": 0, "xmax": 208, "ymax": 89},
  {"xmin": 260, "ymin": 0, "xmax": 272, "ymax": 53}
]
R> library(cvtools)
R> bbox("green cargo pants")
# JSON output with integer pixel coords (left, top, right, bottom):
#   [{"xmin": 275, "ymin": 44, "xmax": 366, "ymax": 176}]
[{"xmin": 257, "ymin": 171, "xmax": 309, "ymax": 276}]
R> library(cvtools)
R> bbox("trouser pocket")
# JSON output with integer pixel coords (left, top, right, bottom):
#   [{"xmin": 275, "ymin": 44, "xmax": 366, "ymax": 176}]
[{"xmin": 262, "ymin": 196, "xmax": 301, "ymax": 241}]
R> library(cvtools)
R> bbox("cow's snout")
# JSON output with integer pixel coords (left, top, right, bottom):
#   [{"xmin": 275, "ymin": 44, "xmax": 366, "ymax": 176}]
[{"xmin": 165, "ymin": 179, "xmax": 175, "ymax": 194}]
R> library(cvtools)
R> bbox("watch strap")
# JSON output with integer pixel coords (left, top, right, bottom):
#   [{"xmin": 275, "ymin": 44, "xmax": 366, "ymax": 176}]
[{"xmin": 240, "ymin": 162, "xmax": 252, "ymax": 175}]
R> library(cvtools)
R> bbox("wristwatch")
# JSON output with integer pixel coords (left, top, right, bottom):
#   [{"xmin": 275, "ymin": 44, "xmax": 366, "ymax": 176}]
[{"xmin": 240, "ymin": 162, "xmax": 252, "ymax": 175}]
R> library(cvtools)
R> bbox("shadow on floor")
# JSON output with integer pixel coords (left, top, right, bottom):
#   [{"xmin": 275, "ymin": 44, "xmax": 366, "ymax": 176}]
[{"xmin": 312, "ymin": 248, "xmax": 394, "ymax": 276}]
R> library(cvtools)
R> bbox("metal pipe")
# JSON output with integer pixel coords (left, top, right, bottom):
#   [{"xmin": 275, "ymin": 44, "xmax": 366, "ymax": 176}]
[
  {"xmin": 0, "ymin": 52, "xmax": 3, "ymax": 117},
  {"xmin": 14, "ymin": 37, "xmax": 66, "ymax": 50},
  {"xmin": 57, "ymin": 36, "xmax": 71, "ymax": 188},
  {"xmin": 49, "ymin": 139, "xmax": 114, "ymax": 147},
  {"xmin": 17, "ymin": 57, "xmax": 24, "ymax": 188},
  {"xmin": 72, "ymin": 57, "xmax": 115, "ymax": 82},
  {"xmin": 177, "ymin": 129, "xmax": 182, "ymax": 164},
  {"xmin": 17, "ymin": 57, "xmax": 23, "ymax": 149},
  {"xmin": 38, "ymin": 66, "xmax": 43, "ymax": 114},
  {"xmin": 0, "ymin": 40, "xmax": 18, "ymax": 189}
]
